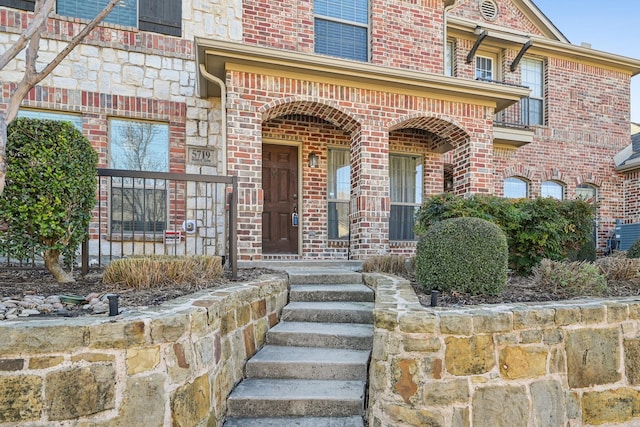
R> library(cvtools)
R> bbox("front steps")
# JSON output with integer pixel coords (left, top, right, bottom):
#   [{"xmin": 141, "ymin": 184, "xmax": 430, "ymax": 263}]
[{"xmin": 224, "ymin": 269, "xmax": 374, "ymax": 427}]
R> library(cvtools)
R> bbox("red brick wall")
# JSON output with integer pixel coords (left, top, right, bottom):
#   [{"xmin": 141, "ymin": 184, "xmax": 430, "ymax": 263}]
[
  {"xmin": 449, "ymin": 0, "xmax": 545, "ymax": 36},
  {"xmin": 625, "ymin": 171, "xmax": 640, "ymax": 224}
]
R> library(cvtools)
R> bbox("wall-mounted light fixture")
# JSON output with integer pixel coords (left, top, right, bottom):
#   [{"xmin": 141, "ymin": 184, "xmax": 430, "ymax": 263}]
[{"xmin": 308, "ymin": 152, "xmax": 319, "ymax": 168}]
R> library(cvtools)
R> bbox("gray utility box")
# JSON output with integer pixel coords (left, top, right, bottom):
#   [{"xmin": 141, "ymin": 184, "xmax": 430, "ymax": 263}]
[{"xmin": 614, "ymin": 222, "xmax": 640, "ymax": 250}]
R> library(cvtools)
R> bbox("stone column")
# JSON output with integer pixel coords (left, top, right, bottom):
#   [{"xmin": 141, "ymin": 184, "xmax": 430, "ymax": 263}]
[{"xmin": 349, "ymin": 125, "xmax": 390, "ymax": 258}]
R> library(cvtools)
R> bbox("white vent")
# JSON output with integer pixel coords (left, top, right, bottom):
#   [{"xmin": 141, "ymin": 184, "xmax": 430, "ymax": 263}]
[{"xmin": 479, "ymin": 0, "xmax": 498, "ymax": 21}]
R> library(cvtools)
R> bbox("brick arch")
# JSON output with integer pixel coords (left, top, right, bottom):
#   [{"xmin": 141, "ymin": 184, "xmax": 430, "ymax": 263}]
[
  {"xmin": 260, "ymin": 98, "xmax": 362, "ymax": 135},
  {"xmin": 502, "ymin": 164, "xmax": 535, "ymax": 181},
  {"xmin": 575, "ymin": 173, "xmax": 603, "ymax": 188},
  {"xmin": 541, "ymin": 168, "xmax": 566, "ymax": 183},
  {"xmin": 387, "ymin": 114, "xmax": 469, "ymax": 150}
]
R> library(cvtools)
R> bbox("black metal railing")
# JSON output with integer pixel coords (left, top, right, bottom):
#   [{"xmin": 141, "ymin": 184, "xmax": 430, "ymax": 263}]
[{"xmin": 1, "ymin": 169, "xmax": 238, "ymax": 279}]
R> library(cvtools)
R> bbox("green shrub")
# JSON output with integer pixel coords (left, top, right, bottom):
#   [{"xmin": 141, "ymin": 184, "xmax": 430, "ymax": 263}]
[
  {"xmin": 415, "ymin": 194, "xmax": 595, "ymax": 274},
  {"xmin": 0, "ymin": 118, "xmax": 98, "ymax": 282},
  {"xmin": 531, "ymin": 259, "xmax": 607, "ymax": 298},
  {"xmin": 568, "ymin": 237, "xmax": 597, "ymax": 262},
  {"xmin": 415, "ymin": 217, "xmax": 508, "ymax": 295},
  {"xmin": 627, "ymin": 239, "xmax": 640, "ymax": 259}
]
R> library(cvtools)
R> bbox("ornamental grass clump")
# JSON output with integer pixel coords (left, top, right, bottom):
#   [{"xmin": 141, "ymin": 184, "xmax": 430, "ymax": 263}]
[
  {"xmin": 595, "ymin": 256, "xmax": 640, "ymax": 283},
  {"xmin": 415, "ymin": 217, "xmax": 508, "ymax": 296},
  {"xmin": 531, "ymin": 259, "xmax": 607, "ymax": 298},
  {"xmin": 103, "ymin": 255, "xmax": 223, "ymax": 289},
  {"xmin": 362, "ymin": 254, "xmax": 408, "ymax": 275}
]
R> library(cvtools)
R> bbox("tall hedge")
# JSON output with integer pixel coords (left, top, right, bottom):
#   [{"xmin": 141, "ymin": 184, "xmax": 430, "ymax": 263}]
[
  {"xmin": 0, "ymin": 118, "xmax": 97, "ymax": 282},
  {"xmin": 415, "ymin": 194, "xmax": 595, "ymax": 274}
]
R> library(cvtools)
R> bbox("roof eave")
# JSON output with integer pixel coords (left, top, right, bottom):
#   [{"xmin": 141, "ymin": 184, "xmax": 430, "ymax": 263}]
[{"xmin": 195, "ymin": 38, "xmax": 530, "ymax": 111}]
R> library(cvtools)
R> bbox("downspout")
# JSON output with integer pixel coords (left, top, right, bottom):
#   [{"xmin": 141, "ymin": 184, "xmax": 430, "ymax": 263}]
[
  {"xmin": 443, "ymin": 0, "xmax": 457, "ymax": 75},
  {"xmin": 199, "ymin": 63, "xmax": 227, "ymax": 175}
]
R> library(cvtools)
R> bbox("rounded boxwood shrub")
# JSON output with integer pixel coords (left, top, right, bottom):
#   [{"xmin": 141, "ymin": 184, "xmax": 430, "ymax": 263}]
[
  {"xmin": 415, "ymin": 217, "xmax": 508, "ymax": 295},
  {"xmin": 628, "ymin": 238, "xmax": 640, "ymax": 259},
  {"xmin": 0, "ymin": 118, "xmax": 97, "ymax": 282}
]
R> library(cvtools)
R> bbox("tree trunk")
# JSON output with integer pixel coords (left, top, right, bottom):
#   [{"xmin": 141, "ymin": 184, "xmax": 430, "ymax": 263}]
[{"xmin": 43, "ymin": 249, "xmax": 75, "ymax": 283}]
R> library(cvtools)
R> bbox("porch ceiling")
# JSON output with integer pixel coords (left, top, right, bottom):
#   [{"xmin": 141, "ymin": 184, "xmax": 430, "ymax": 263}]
[{"xmin": 195, "ymin": 38, "xmax": 530, "ymax": 112}]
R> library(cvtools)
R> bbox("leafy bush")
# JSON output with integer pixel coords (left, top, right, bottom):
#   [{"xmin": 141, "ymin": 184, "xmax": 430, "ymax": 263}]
[
  {"xmin": 415, "ymin": 217, "xmax": 508, "ymax": 295},
  {"xmin": 103, "ymin": 255, "xmax": 223, "ymax": 289},
  {"xmin": 627, "ymin": 239, "xmax": 640, "ymax": 259},
  {"xmin": 415, "ymin": 194, "xmax": 595, "ymax": 274},
  {"xmin": 568, "ymin": 237, "xmax": 597, "ymax": 262},
  {"xmin": 595, "ymin": 257, "xmax": 640, "ymax": 282},
  {"xmin": 0, "ymin": 118, "xmax": 98, "ymax": 282},
  {"xmin": 362, "ymin": 254, "xmax": 407, "ymax": 275},
  {"xmin": 531, "ymin": 259, "xmax": 607, "ymax": 298}
]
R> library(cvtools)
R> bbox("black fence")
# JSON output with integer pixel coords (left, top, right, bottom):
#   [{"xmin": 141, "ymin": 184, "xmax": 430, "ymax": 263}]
[{"xmin": 1, "ymin": 169, "xmax": 238, "ymax": 279}]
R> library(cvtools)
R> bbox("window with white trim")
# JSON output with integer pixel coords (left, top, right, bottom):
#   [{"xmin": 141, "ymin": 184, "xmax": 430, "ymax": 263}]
[
  {"xmin": 541, "ymin": 181, "xmax": 564, "ymax": 200},
  {"xmin": 445, "ymin": 40, "xmax": 454, "ymax": 76},
  {"xmin": 109, "ymin": 119, "xmax": 169, "ymax": 233},
  {"xmin": 314, "ymin": 0, "xmax": 368, "ymax": 62},
  {"xmin": 521, "ymin": 58, "xmax": 544, "ymax": 125},
  {"xmin": 503, "ymin": 177, "xmax": 528, "ymax": 199},
  {"xmin": 327, "ymin": 148, "xmax": 350, "ymax": 239},
  {"xmin": 390, "ymin": 154, "xmax": 422, "ymax": 240},
  {"xmin": 475, "ymin": 55, "xmax": 494, "ymax": 80}
]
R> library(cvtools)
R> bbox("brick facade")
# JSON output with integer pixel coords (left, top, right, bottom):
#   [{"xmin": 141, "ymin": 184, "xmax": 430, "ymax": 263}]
[{"xmin": 1, "ymin": 0, "xmax": 638, "ymax": 261}]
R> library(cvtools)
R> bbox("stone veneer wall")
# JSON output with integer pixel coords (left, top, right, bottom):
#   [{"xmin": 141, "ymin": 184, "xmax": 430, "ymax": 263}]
[
  {"xmin": 366, "ymin": 273, "xmax": 640, "ymax": 427},
  {"xmin": 0, "ymin": 275, "xmax": 287, "ymax": 426}
]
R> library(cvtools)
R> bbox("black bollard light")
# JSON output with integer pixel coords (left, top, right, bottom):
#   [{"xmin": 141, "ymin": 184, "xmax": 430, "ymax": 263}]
[
  {"xmin": 107, "ymin": 294, "xmax": 120, "ymax": 316},
  {"xmin": 430, "ymin": 290, "xmax": 439, "ymax": 307}
]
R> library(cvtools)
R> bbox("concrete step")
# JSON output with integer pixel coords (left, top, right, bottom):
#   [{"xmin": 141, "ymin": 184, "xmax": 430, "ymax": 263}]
[
  {"xmin": 267, "ymin": 321, "xmax": 373, "ymax": 350},
  {"xmin": 289, "ymin": 284, "xmax": 374, "ymax": 302},
  {"xmin": 245, "ymin": 345, "xmax": 370, "ymax": 380},
  {"xmin": 282, "ymin": 301, "xmax": 374, "ymax": 324},
  {"xmin": 226, "ymin": 379, "xmax": 366, "ymax": 418},
  {"xmin": 287, "ymin": 269, "xmax": 363, "ymax": 285},
  {"xmin": 224, "ymin": 416, "xmax": 364, "ymax": 427}
]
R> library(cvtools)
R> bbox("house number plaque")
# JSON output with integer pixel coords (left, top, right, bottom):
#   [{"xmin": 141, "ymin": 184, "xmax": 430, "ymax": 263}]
[{"xmin": 188, "ymin": 147, "xmax": 216, "ymax": 166}]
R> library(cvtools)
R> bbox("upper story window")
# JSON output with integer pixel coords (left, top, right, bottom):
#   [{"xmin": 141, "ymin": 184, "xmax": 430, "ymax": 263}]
[
  {"xmin": 503, "ymin": 177, "xmax": 528, "ymax": 199},
  {"xmin": 475, "ymin": 55, "xmax": 494, "ymax": 80},
  {"xmin": 314, "ymin": 0, "xmax": 369, "ymax": 62},
  {"xmin": 445, "ymin": 40, "xmax": 454, "ymax": 77},
  {"xmin": 0, "ymin": 0, "xmax": 182, "ymax": 37},
  {"xmin": 541, "ymin": 180, "xmax": 564, "ymax": 200},
  {"xmin": 327, "ymin": 148, "xmax": 350, "ymax": 239},
  {"xmin": 58, "ymin": 0, "xmax": 137, "ymax": 28},
  {"xmin": 390, "ymin": 154, "xmax": 422, "ymax": 240},
  {"xmin": 521, "ymin": 58, "xmax": 544, "ymax": 125}
]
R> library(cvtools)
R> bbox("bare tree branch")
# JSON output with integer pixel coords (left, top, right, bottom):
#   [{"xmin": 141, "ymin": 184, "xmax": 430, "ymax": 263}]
[{"xmin": 0, "ymin": 0, "xmax": 54, "ymax": 71}]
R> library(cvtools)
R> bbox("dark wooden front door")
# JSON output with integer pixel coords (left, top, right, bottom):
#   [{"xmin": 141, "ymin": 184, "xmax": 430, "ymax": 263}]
[{"xmin": 262, "ymin": 144, "xmax": 299, "ymax": 254}]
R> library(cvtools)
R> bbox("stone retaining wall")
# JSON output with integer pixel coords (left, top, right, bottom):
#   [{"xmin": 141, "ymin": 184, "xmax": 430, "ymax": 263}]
[
  {"xmin": 0, "ymin": 274, "xmax": 288, "ymax": 426},
  {"xmin": 366, "ymin": 273, "xmax": 640, "ymax": 427}
]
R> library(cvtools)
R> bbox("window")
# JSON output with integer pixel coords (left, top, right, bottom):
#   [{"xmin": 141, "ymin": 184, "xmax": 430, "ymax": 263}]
[
  {"xmin": 576, "ymin": 184, "xmax": 597, "ymax": 203},
  {"xmin": 541, "ymin": 181, "xmax": 564, "ymax": 200},
  {"xmin": 445, "ymin": 40, "xmax": 454, "ymax": 77},
  {"xmin": 390, "ymin": 154, "xmax": 422, "ymax": 240},
  {"xmin": 521, "ymin": 58, "xmax": 544, "ymax": 125},
  {"xmin": 327, "ymin": 148, "xmax": 350, "ymax": 239},
  {"xmin": 503, "ymin": 177, "xmax": 528, "ymax": 199},
  {"xmin": 57, "ymin": 0, "xmax": 137, "ymax": 28},
  {"xmin": 475, "ymin": 55, "xmax": 494, "ymax": 80},
  {"xmin": 17, "ymin": 109, "xmax": 82, "ymax": 131},
  {"xmin": 314, "ymin": 0, "xmax": 368, "ymax": 62},
  {"xmin": 109, "ymin": 119, "xmax": 169, "ymax": 233},
  {"xmin": 2, "ymin": 0, "xmax": 184, "ymax": 37}
]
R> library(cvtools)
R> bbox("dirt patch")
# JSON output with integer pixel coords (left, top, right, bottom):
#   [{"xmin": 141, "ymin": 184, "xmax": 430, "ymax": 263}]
[
  {"xmin": 0, "ymin": 267, "xmax": 280, "ymax": 312},
  {"xmin": 407, "ymin": 273, "xmax": 640, "ymax": 307}
]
